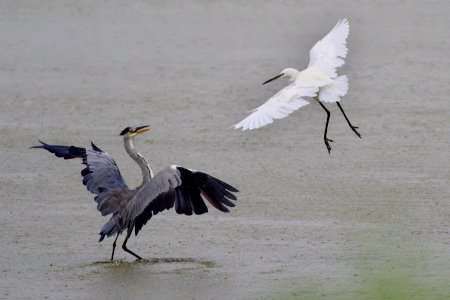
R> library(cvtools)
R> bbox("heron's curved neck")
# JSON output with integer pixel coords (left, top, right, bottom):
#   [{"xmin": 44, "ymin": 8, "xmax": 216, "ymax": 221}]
[{"xmin": 124, "ymin": 137, "xmax": 153, "ymax": 185}]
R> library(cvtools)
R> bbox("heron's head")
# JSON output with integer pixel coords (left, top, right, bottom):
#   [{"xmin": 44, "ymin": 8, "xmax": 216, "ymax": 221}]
[
  {"xmin": 120, "ymin": 125, "xmax": 150, "ymax": 138},
  {"xmin": 262, "ymin": 68, "xmax": 299, "ymax": 85}
]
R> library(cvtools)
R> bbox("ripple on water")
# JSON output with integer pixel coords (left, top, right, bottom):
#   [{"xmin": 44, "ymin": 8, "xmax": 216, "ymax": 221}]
[{"xmin": 85, "ymin": 257, "xmax": 216, "ymax": 275}]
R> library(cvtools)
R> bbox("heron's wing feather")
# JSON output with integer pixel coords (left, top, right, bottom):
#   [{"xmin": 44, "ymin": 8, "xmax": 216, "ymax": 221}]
[
  {"xmin": 32, "ymin": 141, "xmax": 128, "ymax": 215},
  {"xmin": 233, "ymin": 83, "xmax": 318, "ymax": 130},
  {"xmin": 126, "ymin": 166, "xmax": 181, "ymax": 225},
  {"xmin": 82, "ymin": 144, "xmax": 128, "ymax": 195},
  {"xmin": 127, "ymin": 166, "xmax": 239, "ymax": 235},
  {"xmin": 307, "ymin": 18, "xmax": 349, "ymax": 78}
]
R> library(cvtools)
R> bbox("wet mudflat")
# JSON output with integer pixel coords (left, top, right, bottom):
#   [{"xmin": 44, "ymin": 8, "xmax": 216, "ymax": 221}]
[{"xmin": 1, "ymin": 1, "xmax": 449, "ymax": 299}]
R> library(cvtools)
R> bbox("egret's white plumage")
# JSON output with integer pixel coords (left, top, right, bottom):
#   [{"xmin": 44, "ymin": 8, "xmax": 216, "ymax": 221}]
[
  {"xmin": 319, "ymin": 75, "xmax": 348, "ymax": 103},
  {"xmin": 307, "ymin": 18, "xmax": 350, "ymax": 78},
  {"xmin": 234, "ymin": 83, "xmax": 318, "ymax": 130},
  {"xmin": 234, "ymin": 18, "xmax": 360, "ymax": 153},
  {"xmin": 234, "ymin": 18, "xmax": 350, "ymax": 131}
]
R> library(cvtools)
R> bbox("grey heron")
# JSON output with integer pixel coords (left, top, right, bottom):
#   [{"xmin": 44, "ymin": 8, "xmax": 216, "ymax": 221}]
[
  {"xmin": 32, "ymin": 125, "xmax": 238, "ymax": 260},
  {"xmin": 234, "ymin": 19, "xmax": 361, "ymax": 153}
]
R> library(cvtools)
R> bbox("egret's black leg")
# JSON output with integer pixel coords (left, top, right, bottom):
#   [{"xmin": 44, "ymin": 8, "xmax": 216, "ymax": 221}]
[
  {"xmin": 336, "ymin": 102, "xmax": 361, "ymax": 138},
  {"xmin": 315, "ymin": 97, "xmax": 334, "ymax": 154},
  {"xmin": 110, "ymin": 231, "xmax": 120, "ymax": 261},
  {"xmin": 122, "ymin": 229, "xmax": 142, "ymax": 260}
]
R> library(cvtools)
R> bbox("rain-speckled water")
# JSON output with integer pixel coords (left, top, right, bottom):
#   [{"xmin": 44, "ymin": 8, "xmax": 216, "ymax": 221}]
[{"xmin": 1, "ymin": 1, "xmax": 449, "ymax": 299}]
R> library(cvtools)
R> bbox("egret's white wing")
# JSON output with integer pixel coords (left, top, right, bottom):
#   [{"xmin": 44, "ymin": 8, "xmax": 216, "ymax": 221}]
[
  {"xmin": 234, "ymin": 84, "xmax": 318, "ymax": 130},
  {"xmin": 307, "ymin": 18, "xmax": 349, "ymax": 78}
]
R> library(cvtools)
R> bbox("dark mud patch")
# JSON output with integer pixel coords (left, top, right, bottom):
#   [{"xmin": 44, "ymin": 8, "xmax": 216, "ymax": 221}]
[{"xmin": 85, "ymin": 257, "xmax": 216, "ymax": 275}]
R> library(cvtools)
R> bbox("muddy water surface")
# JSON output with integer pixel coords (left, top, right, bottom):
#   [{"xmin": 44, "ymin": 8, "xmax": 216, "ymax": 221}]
[{"xmin": 1, "ymin": 1, "xmax": 449, "ymax": 299}]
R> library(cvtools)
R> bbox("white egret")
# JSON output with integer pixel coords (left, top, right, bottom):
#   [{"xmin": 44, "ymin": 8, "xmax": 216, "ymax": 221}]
[{"xmin": 234, "ymin": 19, "xmax": 361, "ymax": 153}]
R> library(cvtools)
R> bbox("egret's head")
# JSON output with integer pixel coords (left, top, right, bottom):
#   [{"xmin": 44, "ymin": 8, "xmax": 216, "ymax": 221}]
[
  {"xmin": 262, "ymin": 68, "xmax": 299, "ymax": 85},
  {"xmin": 281, "ymin": 68, "xmax": 299, "ymax": 81},
  {"xmin": 120, "ymin": 125, "xmax": 150, "ymax": 138}
]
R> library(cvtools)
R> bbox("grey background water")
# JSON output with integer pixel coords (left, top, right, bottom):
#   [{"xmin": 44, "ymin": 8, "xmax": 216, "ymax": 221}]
[{"xmin": 1, "ymin": 0, "xmax": 449, "ymax": 299}]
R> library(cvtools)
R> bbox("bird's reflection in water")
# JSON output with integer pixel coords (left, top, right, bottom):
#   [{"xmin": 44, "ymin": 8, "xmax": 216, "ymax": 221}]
[
  {"xmin": 82, "ymin": 257, "xmax": 227, "ymax": 299},
  {"xmin": 89, "ymin": 257, "xmax": 216, "ymax": 271}
]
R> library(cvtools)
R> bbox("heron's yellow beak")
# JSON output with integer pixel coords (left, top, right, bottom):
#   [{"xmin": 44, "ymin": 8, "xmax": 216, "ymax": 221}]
[{"xmin": 130, "ymin": 125, "xmax": 150, "ymax": 138}]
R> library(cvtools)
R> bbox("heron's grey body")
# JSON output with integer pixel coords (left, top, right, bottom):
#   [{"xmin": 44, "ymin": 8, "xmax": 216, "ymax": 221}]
[{"xmin": 32, "ymin": 126, "xmax": 238, "ymax": 260}]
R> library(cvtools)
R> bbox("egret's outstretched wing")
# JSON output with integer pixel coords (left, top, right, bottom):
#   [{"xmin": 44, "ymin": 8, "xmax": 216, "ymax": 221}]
[
  {"xmin": 31, "ymin": 141, "xmax": 129, "ymax": 215},
  {"xmin": 307, "ymin": 18, "xmax": 349, "ymax": 78},
  {"xmin": 234, "ymin": 83, "xmax": 318, "ymax": 130},
  {"xmin": 126, "ymin": 166, "xmax": 239, "ymax": 235}
]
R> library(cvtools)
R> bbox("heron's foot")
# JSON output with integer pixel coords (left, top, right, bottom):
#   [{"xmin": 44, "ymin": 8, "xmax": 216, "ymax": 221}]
[
  {"xmin": 122, "ymin": 245, "xmax": 143, "ymax": 260},
  {"xmin": 324, "ymin": 138, "xmax": 334, "ymax": 154},
  {"xmin": 351, "ymin": 125, "xmax": 361, "ymax": 138},
  {"xmin": 129, "ymin": 252, "xmax": 143, "ymax": 260}
]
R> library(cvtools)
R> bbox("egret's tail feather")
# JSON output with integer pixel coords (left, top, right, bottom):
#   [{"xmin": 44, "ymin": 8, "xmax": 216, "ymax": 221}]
[{"xmin": 319, "ymin": 75, "xmax": 348, "ymax": 103}]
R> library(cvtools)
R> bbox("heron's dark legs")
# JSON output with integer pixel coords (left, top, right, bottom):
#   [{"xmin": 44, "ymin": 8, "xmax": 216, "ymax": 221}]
[
  {"xmin": 336, "ymin": 102, "xmax": 361, "ymax": 138},
  {"xmin": 110, "ymin": 232, "xmax": 120, "ymax": 261},
  {"xmin": 122, "ymin": 229, "xmax": 142, "ymax": 260},
  {"xmin": 315, "ymin": 97, "xmax": 334, "ymax": 154}
]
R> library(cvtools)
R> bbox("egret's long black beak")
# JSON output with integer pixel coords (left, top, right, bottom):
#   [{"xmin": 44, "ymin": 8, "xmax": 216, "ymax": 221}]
[{"xmin": 262, "ymin": 73, "xmax": 284, "ymax": 85}]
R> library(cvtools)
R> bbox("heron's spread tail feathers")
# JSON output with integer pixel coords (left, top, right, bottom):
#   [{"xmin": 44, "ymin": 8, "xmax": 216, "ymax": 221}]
[
  {"xmin": 319, "ymin": 75, "xmax": 348, "ymax": 103},
  {"xmin": 99, "ymin": 215, "xmax": 119, "ymax": 242}
]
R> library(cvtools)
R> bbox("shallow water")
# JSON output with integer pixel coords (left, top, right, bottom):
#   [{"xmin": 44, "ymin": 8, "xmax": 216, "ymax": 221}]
[{"xmin": 1, "ymin": 0, "xmax": 449, "ymax": 299}]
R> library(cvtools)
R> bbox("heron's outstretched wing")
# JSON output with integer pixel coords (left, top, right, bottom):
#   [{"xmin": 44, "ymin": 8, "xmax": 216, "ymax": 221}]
[
  {"xmin": 233, "ymin": 83, "xmax": 318, "ymax": 130},
  {"xmin": 126, "ymin": 165, "xmax": 239, "ymax": 235},
  {"xmin": 307, "ymin": 18, "xmax": 349, "ymax": 78},
  {"xmin": 32, "ymin": 141, "xmax": 129, "ymax": 215}
]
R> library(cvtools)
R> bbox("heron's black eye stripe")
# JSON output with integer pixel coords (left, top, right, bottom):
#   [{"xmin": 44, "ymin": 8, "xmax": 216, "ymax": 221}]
[{"xmin": 119, "ymin": 127, "xmax": 132, "ymax": 136}]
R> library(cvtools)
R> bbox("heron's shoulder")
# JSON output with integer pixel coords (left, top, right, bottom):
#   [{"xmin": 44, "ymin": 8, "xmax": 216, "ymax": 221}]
[
  {"xmin": 149, "ymin": 165, "xmax": 182, "ymax": 181},
  {"xmin": 169, "ymin": 165, "xmax": 197, "ymax": 172}
]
